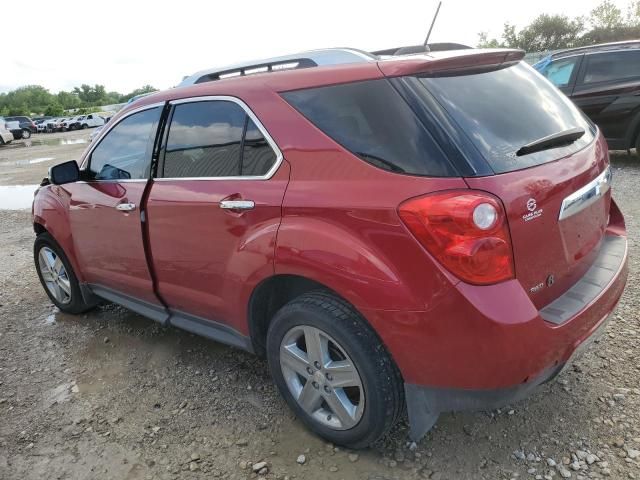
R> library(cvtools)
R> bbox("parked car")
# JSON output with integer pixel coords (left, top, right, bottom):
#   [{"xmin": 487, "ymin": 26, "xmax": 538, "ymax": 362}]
[
  {"xmin": 534, "ymin": 40, "xmax": 640, "ymax": 152},
  {"xmin": 36, "ymin": 119, "xmax": 50, "ymax": 133},
  {"xmin": 77, "ymin": 114, "xmax": 105, "ymax": 129},
  {"xmin": 0, "ymin": 117, "xmax": 14, "ymax": 145},
  {"xmin": 33, "ymin": 48, "xmax": 628, "ymax": 448},
  {"xmin": 5, "ymin": 116, "xmax": 38, "ymax": 135},
  {"xmin": 43, "ymin": 118, "xmax": 60, "ymax": 133},
  {"xmin": 2, "ymin": 119, "xmax": 29, "ymax": 139},
  {"xmin": 61, "ymin": 116, "xmax": 85, "ymax": 131}
]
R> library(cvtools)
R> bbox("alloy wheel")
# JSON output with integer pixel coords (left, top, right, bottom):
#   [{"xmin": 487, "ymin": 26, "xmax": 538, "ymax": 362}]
[
  {"xmin": 38, "ymin": 246, "xmax": 72, "ymax": 304},
  {"xmin": 280, "ymin": 325, "xmax": 364, "ymax": 430}
]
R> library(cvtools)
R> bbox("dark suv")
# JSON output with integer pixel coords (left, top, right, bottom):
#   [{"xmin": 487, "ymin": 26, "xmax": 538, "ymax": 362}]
[{"xmin": 534, "ymin": 40, "xmax": 640, "ymax": 152}]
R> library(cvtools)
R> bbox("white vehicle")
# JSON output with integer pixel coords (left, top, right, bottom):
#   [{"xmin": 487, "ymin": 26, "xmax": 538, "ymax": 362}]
[
  {"xmin": 89, "ymin": 125, "xmax": 103, "ymax": 141},
  {"xmin": 0, "ymin": 117, "xmax": 15, "ymax": 145},
  {"xmin": 78, "ymin": 114, "xmax": 105, "ymax": 129}
]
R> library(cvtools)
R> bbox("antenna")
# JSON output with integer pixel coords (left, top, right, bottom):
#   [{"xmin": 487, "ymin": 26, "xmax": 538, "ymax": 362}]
[{"xmin": 423, "ymin": 1, "xmax": 442, "ymax": 47}]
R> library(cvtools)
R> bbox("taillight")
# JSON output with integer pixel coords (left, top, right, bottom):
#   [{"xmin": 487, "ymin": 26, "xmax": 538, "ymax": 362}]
[{"xmin": 398, "ymin": 190, "xmax": 514, "ymax": 285}]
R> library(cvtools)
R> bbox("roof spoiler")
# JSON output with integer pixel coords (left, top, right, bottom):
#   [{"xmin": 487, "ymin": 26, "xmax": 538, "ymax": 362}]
[{"xmin": 377, "ymin": 49, "xmax": 525, "ymax": 78}]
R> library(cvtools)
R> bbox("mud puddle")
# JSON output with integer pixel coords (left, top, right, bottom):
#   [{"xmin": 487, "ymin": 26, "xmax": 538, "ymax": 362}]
[{"xmin": 0, "ymin": 184, "xmax": 39, "ymax": 209}]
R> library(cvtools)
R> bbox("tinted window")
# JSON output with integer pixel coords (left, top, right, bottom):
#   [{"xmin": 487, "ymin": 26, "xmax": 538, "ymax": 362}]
[
  {"xmin": 582, "ymin": 50, "xmax": 640, "ymax": 84},
  {"xmin": 89, "ymin": 107, "xmax": 160, "ymax": 180},
  {"xmin": 282, "ymin": 79, "xmax": 456, "ymax": 177},
  {"xmin": 241, "ymin": 118, "xmax": 277, "ymax": 175},
  {"xmin": 164, "ymin": 101, "xmax": 245, "ymax": 178},
  {"xmin": 419, "ymin": 63, "xmax": 595, "ymax": 174},
  {"xmin": 541, "ymin": 57, "xmax": 579, "ymax": 87}
]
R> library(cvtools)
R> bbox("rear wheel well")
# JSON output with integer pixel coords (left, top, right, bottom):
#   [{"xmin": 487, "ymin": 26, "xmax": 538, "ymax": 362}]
[{"xmin": 248, "ymin": 275, "xmax": 341, "ymax": 356}]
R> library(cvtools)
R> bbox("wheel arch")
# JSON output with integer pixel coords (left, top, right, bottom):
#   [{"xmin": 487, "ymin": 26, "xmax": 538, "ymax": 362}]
[{"xmin": 247, "ymin": 274, "xmax": 403, "ymax": 383}]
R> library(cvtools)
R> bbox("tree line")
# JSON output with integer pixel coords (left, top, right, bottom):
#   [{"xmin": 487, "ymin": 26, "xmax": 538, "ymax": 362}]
[
  {"xmin": 0, "ymin": 84, "xmax": 158, "ymax": 117},
  {"xmin": 478, "ymin": 0, "xmax": 640, "ymax": 51}
]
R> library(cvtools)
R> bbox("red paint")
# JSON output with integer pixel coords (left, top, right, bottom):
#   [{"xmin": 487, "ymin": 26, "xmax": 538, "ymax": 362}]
[{"xmin": 33, "ymin": 50, "xmax": 628, "ymax": 394}]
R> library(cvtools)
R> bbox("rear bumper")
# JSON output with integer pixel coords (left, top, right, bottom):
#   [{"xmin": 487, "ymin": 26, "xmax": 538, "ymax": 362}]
[{"xmin": 404, "ymin": 306, "xmax": 612, "ymax": 440}]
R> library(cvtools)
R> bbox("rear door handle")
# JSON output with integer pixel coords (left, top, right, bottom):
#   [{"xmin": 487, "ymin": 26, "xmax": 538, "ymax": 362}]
[
  {"xmin": 116, "ymin": 203, "xmax": 136, "ymax": 212},
  {"xmin": 219, "ymin": 200, "xmax": 255, "ymax": 210}
]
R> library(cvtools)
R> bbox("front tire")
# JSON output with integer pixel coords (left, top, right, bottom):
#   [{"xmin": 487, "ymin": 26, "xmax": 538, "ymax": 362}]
[
  {"xmin": 266, "ymin": 291, "xmax": 404, "ymax": 449},
  {"xmin": 34, "ymin": 233, "xmax": 95, "ymax": 314},
  {"xmin": 82, "ymin": 124, "xmax": 88, "ymax": 130}
]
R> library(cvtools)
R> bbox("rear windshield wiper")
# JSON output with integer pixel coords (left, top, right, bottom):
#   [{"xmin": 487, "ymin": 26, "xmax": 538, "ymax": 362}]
[{"xmin": 516, "ymin": 127, "xmax": 585, "ymax": 157}]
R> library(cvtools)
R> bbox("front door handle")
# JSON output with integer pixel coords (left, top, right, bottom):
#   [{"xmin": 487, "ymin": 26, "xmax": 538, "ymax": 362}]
[
  {"xmin": 219, "ymin": 200, "xmax": 255, "ymax": 210},
  {"xmin": 116, "ymin": 203, "xmax": 136, "ymax": 212}
]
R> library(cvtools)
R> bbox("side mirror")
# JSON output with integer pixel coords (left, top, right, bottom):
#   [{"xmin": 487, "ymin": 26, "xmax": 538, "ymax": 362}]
[{"xmin": 48, "ymin": 160, "xmax": 80, "ymax": 185}]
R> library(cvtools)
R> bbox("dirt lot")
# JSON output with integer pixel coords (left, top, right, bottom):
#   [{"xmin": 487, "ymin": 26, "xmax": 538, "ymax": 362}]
[{"xmin": 0, "ymin": 131, "xmax": 639, "ymax": 480}]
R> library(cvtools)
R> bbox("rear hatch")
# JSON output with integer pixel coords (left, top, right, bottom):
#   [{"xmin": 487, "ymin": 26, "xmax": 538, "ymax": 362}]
[{"xmin": 408, "ymin": 60, "xmax": 610, "ymax": 308}]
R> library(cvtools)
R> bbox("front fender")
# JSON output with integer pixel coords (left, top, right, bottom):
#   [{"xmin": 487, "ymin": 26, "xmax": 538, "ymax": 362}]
[{"xmin": 32, "ymin": 185, "xmax": 84, "ymax": 282}]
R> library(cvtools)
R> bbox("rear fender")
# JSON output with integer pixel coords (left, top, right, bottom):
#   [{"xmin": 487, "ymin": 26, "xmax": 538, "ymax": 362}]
[{"xmin": 274, "ymin": 216, "xmax": 445, "ymax": 312}]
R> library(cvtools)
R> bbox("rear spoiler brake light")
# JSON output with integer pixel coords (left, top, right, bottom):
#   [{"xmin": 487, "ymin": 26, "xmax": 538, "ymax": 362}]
[{"xmin": 377, "ymin": 49, "xmax": 525, "ymax": 78}]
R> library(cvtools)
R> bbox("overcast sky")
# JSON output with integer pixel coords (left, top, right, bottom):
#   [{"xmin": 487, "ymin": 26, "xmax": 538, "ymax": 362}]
[{"xmin": 2, "ymin": 0, "xmax": 632, "ymax": 94}]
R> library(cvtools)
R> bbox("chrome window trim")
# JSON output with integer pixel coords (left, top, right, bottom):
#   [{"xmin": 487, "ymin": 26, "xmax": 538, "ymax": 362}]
[
  {"xmin": 154, "ymin": 95, "xmax": 283, "ymax": 182},
  {"xmin": 558, "ymin": 165, "xmax": 612, "ymax": 221},
  {"xmin": 80, "ymin": 101, "xmax": 166, "ymax": 172}
]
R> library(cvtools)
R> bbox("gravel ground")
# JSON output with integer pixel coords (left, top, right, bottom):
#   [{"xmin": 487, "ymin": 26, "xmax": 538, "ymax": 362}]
[{"xmin": 0, "ymin": 133, "xmax": 639, "ymax": 479}]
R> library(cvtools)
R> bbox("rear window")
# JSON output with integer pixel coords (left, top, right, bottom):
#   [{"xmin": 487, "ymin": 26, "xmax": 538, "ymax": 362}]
[
  {"xmin": 419, "ymin": 63, "xmax": 595, "ymax": 174},
  {"xmin": 282, "ymin": 79, "xmax": 457, "ymax": 177}
]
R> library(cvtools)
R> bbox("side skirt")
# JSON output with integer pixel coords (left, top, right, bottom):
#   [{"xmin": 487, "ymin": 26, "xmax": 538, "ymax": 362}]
[{"xmin": 85, "ymin": 284, "xmax": 253, "ymax": 353}]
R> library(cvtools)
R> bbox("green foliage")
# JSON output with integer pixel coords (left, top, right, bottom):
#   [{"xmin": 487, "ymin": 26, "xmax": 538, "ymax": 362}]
[
  {"xmin": 119, "ymin": 85, "xmax": 158, "ymax": 103},
  {"xmin": 0, "ymin": 83, "xmax": 159, "ymax": 116},
  {"xmin": 477, "ymin": 0, "xmax": 640, "ymax": 50},
  {"xmin": 44, "ymin": 103, "xmax": 64, "ymax": 117}
]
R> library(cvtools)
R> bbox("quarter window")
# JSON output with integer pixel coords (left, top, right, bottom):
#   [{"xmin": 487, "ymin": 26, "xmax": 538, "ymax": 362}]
[
  {"xmin": 162, "ymin": 100, "xmax": 278, "ymax": 178},
  {"xmin": 88, "ymin": 107, "xmax": 160, "ymax": 180},
  {"xmin": 241, "ymin": 118, "xmax": 277, "ymax": 175},
  {"xmin": 581, "ymin": 50, "xmax": 640, "ymax": 85},
  {"xmin": 282, "ymin": 79, "xmax": 456, "ymax": 177},
  {"xmin": 541, "ymin": 57, "xmax": 579, "ymax": 87}
]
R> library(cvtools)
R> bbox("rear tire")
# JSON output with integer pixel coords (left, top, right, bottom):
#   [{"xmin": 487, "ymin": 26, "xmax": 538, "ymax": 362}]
[
  {"xmin": 34, "ymin": 232, "xmax": 95, "ymax": 314},
  {"xmin": 266, "ymin": 291, "xmax": 404, "ymax": 449},
  {"xmin": 21, "ymin": 129, "xmax": 31, "ymax": 139},
  {"xmin": 82, "ymin": 124, "xmax": 88, "ymax": 130}
]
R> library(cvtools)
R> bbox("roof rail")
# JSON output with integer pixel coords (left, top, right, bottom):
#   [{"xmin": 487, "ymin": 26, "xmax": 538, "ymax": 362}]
[
  {"xmin": 550, "ymin": 39, "xmax": 640, "ymax": 58},
  {"xmin": 178, "ymin": 48, "xmax": 377, "ymax": 87}
]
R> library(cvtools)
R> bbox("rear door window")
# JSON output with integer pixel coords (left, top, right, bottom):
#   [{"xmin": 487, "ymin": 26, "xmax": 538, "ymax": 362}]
[
  {"xmin": 282, "ymin": 79, "xmax": 457, "ymax": 177},
  {"xmin": 163, "ymin": 100, "xmax": 279, "ymax": 178},
  {"xmin": 88, "ymin": 107, "xmax": 160, "ymax": 180},
  {"xmin": 418, "ymin": 63, "xmax": 595, "ymax": 174},
  {"xmin": 581, "ymin": 50, "xmax": 640, "ymax": 85}
]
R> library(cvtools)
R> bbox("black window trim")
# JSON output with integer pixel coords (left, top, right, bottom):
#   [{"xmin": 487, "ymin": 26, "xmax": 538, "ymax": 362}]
[
  {"xmin": 79, "ymin": 101, "xmax": 165, "ymax": 183},
  {"xmin": 155, "ymin": 95, "xmax": 283, "ymax": 182}
]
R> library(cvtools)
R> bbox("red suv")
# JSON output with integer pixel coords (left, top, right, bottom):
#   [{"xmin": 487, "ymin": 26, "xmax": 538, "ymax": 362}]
[{"xmin": 33, "ymin": 48, "xmax": 628, "ymax": 448}]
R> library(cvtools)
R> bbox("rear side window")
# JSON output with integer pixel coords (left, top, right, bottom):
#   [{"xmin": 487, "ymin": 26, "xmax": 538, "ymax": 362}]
[
  {"xmin": 88, "ymin": 107, "xmax": 160, "ymax": 180},
  {"xmin": 282, "ymin": 79, "xmax": 457, "ymax": 177},
  {"xmin": 541, "ymin": 57, "xmax": 579, "ymax": 87},
  {"xmin": 581, "ymin": 50, "xmax": 640, "ymax": 84},
  {"xmin": 419, "ymin": 63, "xmax": 595, "ymax": 174},
  {"xmin": 163, "ymin": 101, "xmax": 278, "ymax": 178}
]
